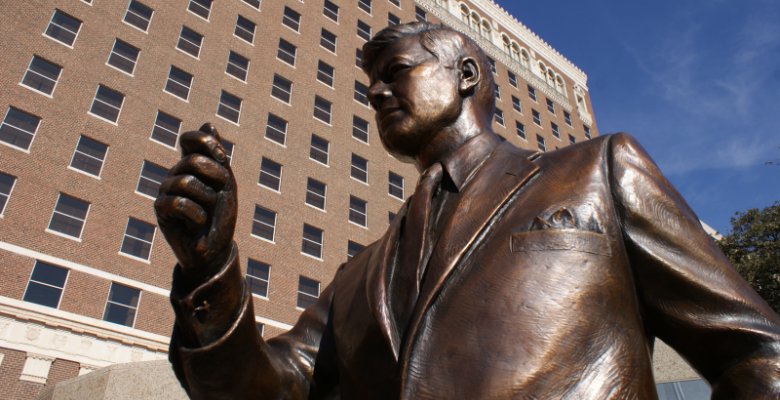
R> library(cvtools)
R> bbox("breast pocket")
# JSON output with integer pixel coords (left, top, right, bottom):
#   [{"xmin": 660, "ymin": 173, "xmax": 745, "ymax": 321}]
[{"xmin": 510, "ymin": 229, "xmax": 612, "ymax": 257}]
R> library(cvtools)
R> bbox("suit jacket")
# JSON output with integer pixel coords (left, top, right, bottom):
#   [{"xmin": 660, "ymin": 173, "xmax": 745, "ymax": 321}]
[{"xmin": 169, "ymin": 133, "xmax": 780, "ymax": 399}]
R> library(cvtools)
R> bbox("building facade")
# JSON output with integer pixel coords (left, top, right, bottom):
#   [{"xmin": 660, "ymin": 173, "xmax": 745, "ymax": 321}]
[{"xmin": 0, "ymin": 0, "xmax": 597, "ymax": 397}]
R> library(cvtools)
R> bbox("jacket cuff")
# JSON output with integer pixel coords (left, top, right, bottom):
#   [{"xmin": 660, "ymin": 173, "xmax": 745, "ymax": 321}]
[{"xmin": 170, "ymin": 243, "xmax": 245, "ymax": 347}]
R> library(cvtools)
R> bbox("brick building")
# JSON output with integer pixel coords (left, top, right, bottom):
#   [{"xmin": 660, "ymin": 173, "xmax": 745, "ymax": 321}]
[{"xmin": 0, "ymin": 0, "xmax": 597, "ymax": 397}]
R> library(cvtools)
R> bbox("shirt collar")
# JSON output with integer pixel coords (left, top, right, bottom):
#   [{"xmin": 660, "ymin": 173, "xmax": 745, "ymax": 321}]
[{"xmin": 439, "ymin": 132, "xmax": 500, "ymax": 192}]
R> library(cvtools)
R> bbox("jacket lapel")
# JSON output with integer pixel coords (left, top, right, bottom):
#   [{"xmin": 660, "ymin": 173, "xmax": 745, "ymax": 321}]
[
  {"xmin": 402, "ymin": 143, "xmax": 540, "ymax": 358},
  {"xmin": 366, "ymin": 201, "xmax": 410, "ymax": 361}
]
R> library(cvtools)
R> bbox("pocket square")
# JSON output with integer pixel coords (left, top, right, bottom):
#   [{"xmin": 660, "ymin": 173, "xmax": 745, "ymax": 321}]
[{"xmin": 530, "ymin": 207, "xmax": 603, "ymax": 233}]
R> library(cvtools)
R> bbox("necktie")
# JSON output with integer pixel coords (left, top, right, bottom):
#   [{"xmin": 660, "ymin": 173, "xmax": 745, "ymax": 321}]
[{"xmin": 392, "ymin": 162, "xmax": 444, "ymax": 337}]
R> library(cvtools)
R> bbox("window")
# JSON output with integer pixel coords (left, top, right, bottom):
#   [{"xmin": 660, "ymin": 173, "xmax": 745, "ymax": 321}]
[
  {"xmin": 220, "ymin": 138, "xmax": 234, "ymax": 165},
  {"xmin": 252, "ymin": 205, "xmax": 276, "ymax": 241},
  {"xmin": 305, "ymin": 178, "xmax": 326, "ymax": 210},
  {"xmin": 494, "ymin": 108, "xmax": 504, "ymax": 126},
  {"xmin": 512, "ymin": 96, "xmax": 522, "ymax": 113},
  {"xmin": 120, "ymin": 217, "xmax": 156, "ymax": 260},
  {"xmin": 246, "ymin": 259, "xmax": 270, "ymax": 298},
  {"xmin": 536, "ymin": 134, "xmax": 546, "ymax": 152},
  {"xmin": 569, "ymin": 134, "xmax": 576, "ymax": 145},
  {"xmin": 0, "ymin": 172, "xmax": 16, "ymax": 215},
  {"xmin": 389, "ymin": 0, "xmax": 400, "ymax": 6},
  {"xmin": 282, "ymin": 6, "xmax": 301, "ymax": 32},
  {"xmin": 70, "ymin": 135, "xmax": 108, "ymax": 177},
  {"xmin": 235, "ymin": 15, "xmax": 256, "ymax": 44},
  {"xmin": 277, "ymin": 38, "xmax": 296, "ymax": 65},
  {"xmin": 256, "ymin": 323, "xmax": 265, "ymax": 337},
  {"xmin": 351, "ymin": 154, "xmax": 368, "ymax": 183},
  {"xmin": 45, "ymin": 10, "xmax": 82, "ymax": 46},
  {"xmin": 388, "ymin": 172, "xmax": 404, "ymax": 199},
  {"xmin": 309, "ymin": 134, "xmax": 329, "ymax": 165},
  {"xmin": 187, "ymin": 0, "xmax": 211, "ymax": 20},
  {"xmin": 388, "ymin": 12, "xmax": 400, "ymax": 26},
  {"xmin": 323, "ymin": 0, "xmax": 339, "ymax": 22},
  {"xmin": 177, "ymin": 26, "xmax": 203, "ymax": 58},
  {"xmin": 243, "ymin": 0, "xmax": 261, "ymax": 10},
  {"xmin": 23, "ymin": 261, "xmax": 68, "ymax": 308},
  {"xmin": 352, "ymin": 116, "xmax": 369, "ymax": 143},
  {"xmin": 124, "ymin": 1, "xmax": 153, "ymax": 32},
  {"xmin": 508, "ymin": 71, "xmax": 517, "ymax": 87},
  {"xmin": 584, "ymin": 125, "xmax": 591, "ymax": 139},
  {"xmin": 313, "ymin": 96, "xmax": 332, "ymax": 124},
  {"xmin": 349, "ymin": 196, "xmax": 367, "ymax": 226},
  {"xmin": 150, "ymin": 111, "xmax": 181, "ymax": 148},
  {"xmin": 546, "ymin": 98, "xmax": 555, "ymax": 114},
  {"xmin": 355, "ymin": 48, "xmax": 363, "ymax": 68},
  {"xmin": 259, "ymin": 157, "xmax": 282, "ymax": 190},
  {"xmin": 527, "ymin": 85, "xmax": 537, "ymax": 101},
  {"xmin": 164, "ymin": 66, "xmax": 193, "ymax": 100},
  {"xmin": 226, "ymin": 51, "xmax": 249, "ymax": 81},
  {"xmin": 317, "ymin": 61, "xmax": 334, "ymax": 87},
  {"xmin": 265, "ymin": 114, "xmax": 287, "ymax": 145},
  {"xmin": 103, "ymin": 282, "xmax": 140, "ymax": 327},
  {"xmin": 320, "ymin": 29, "xmax": 337, "ymax": 53},
  {"xmin": 301, "ymin": 224, "xmax": 324, "ymax": 258},
  {"xmin": 357, "ymin": 20, "xmax": 371, "ymax": 41},
  {"xmin": 217, "ymin": 90, "xmax": 242, "ymax": 124},
  {"xmin": 136, "ymin": 160, "xmax": 168, "ymax": 198},
  {"xmin": 551, "ymin": 122, "xmax": 560, "ymax": 139},
  {"xmin": 89, "ymin": 85, "xmax": 124, "ymax": 123},
  {"xmin": 532, "ymin": 109, "xmax": 541, "ymax": 126},
  {"xmin": 564, "ymin": 111, "xmax": 572, "ymax": 126},
  {"xmin": 297, "ymin": 276, "xmax": 320, "ymax": 309},
  {"xmin": 271, "ymin": 74, "xmax": 292, "ymax": 103},
  {"xmin": 354, "ymin": 81, "xmax": 369, "ymax": 106},
  {"xmin": 0, "ymin": 107, "xmax": 41, "ymax": 151},
  {"xmin": 388, "ymin": 211, "xmax": 396, "ymax": 224},
  {"xmin": 107, "ymin": 39, "xmax": 139, "ymax": 75},
  {"xmin": 487, "ymin": 57, "xmax": 496, "ymax": 74},
  {"xmin": 48, "ymin": 193, "xmax": 90, "ymax": 239},
  {"xmin": 515, "ymin": 121, "xmax": 526, "ymax": 139},
  {"xmin": 21, "ymin": 56, "xmax": 62, "ymax": 95},
  {"xmin": 347, "ymin": 241, "xmax": 364, "ymax": 259},
  {"xmin": 359, "ymin": 0, "xmax": 372, "ymax": 13},
  {"xmin": 494, "ymin": 85, "xmax": 501, "ymax": 99},
  {"xmin": 415, "ymin": 6, "xmax": 427, "ymax": 22}
]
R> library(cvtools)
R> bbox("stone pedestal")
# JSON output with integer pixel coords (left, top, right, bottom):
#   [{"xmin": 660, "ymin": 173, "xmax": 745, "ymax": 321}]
[{"xmin": 37, "ymin": 360, "xmax": 187, "ymax": 400}]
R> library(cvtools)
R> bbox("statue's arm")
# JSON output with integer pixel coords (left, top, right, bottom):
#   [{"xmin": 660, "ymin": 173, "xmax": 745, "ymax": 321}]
[
  {"xmin": 155, "ymin": 124, "xmax": 335, "ymax": 399},
  {"xmin": 607, "ymin": 133, "xmax": 780, "ymax": 398}
]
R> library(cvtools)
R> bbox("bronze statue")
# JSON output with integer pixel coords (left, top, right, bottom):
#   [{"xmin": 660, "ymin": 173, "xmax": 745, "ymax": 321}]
[{"xmin": 155, "ymin": 23, "xmax": 780, "ymax": 399}]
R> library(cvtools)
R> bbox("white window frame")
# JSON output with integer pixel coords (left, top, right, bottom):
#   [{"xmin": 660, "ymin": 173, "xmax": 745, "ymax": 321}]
[
  {"xmin": 301, "ymin": 224, "xmax": 324, "ymax": 260},
  {"xmin": 176, "ymin": 26, "xmax": 203, "ymax": 59},
  {"xmin": 356, "ymin": 20, "xmax": 371, "ymax": 41},
  {"xmin": 296, "ymin": 276, "xmax": 320, "ymax": 309},
  {"xmin": 150, "ymin": 111, "xmax": 181, "ymax": 149},
  {"xmin": 44, "ymin": 9, "xmax": 82, "ymax": 48},
  {"xmin": 323, "ymin": 0, "xmax": 339, "ymax": 22},
  {"xmin": 234, "ymin": 15, "xmax": 256, "ymax": 44},
  {"xmin": 102, "ymin": 282, "xmax": 142, "ymax": 327},
  {"xmin": 23, "ymin": 261, "xmax": 69, "ymax": 309},
  {"xmin": 258, "ymin": 157, "xmax": 282, "ymax": 191},
  {"xmin": 226, "ymin": 51, "xmax": 249, "ymax": 82},
  {"xmin": 68, "ymin": 135, "xmax": 108, "ymax": 179},
  {"xmin": 351, "ymin": 154, "xmax": 368, "ymax": 184},
  {"xmin": 251, "ymin": 205, "xmax": 276, "ymax": 243},
  {"xmin": 187, "ymin": 0, "xmax": 212, "ymax": 21},
  {"xmin": 0, "ymin": 107, "xmax": 41, "ymax": 152},
  {"xmin": 320, "ymin": 29, "xmax": 337, "ymax": 53},
  {"xmin": 0, "ymin": 172, "xmax": 18, "ymax": 217},
  {"xmin": 246, "ymin": 259, "xmax": 270, "ymax": 299},
  {"xmin": 106, "ymin": 38, "xmax": 139, "ymax": 76},
  {"xmin": 119, "ymin": 217, "xmax": 156, "ymax": 262},
  {"xmin": 123, "ymin": 0, "xmax": 154, "ymax": 33},
  {"xmin": 282, "ymin": 6, "xmax": 301, "ymax": 33},
  {"xmin": 305, "ymin": 178, "xmax": 327, "ymax": 211},
  {"xmin": 349, "ymin": 196, "xmax": 368, "ymax": 227},
  {"xmin": 135, "ymin": 160, "xmax": 168, "ymax": 199},
  {"xmin": 276, "ymin": 38, "xmax": 296, "ymax": 66},
  {"xmin": 20, "ymin": 56, "xmax": 62, "ymax": 97},
  {"xmin": 216, "ymin": 90, "xmax": 242, "ymax": 125},
  {"xmin": 264, "ymin": 114, "xmax": 287, "ymax": 146},
  {"xmin": 317, "ymin": 60, "xmax": 335, "ymax": 88},
  {"xmin": 271, "ymin": 74, "xmax": 292, "ymax": 104},
  {"xmin": 309, "ymin": 135, "xmax": 329, "ymax": 166},
  {"xmin": 352, "ymin": 115, "xmax": 369, "ymax": 143},
  {"xmin": 388, "ymin": 172, "xmax": 404, "ymax": 200},
  {"xmin": 46, "ymin": 193, "xmax": 90, "ymax": 241},
  {"xmin": 164, "ymin": 66, "xmax": 193, "ymax": 101},
  {"xmin": 313, "ymin": 96, "xmax": 332, "ymax": 125},
  {"xmin": 88, "ymin": 85, "xmax": 125, "ymax": 125}
]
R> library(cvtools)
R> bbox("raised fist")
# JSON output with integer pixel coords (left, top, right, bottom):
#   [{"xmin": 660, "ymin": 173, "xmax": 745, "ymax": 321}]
[{"xmin": 154, "ymin": 123, "xmax": 237, "ymax": 284}]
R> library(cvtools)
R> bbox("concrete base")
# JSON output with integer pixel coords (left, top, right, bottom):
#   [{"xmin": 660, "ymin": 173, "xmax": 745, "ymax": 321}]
[{"xmin": 37, "ymin": 360, "xmax": 187, "ymax": 400}]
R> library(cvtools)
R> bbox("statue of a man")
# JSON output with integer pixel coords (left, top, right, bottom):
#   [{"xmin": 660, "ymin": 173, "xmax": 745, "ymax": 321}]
[{"xmin": 155, "ymin": 23, "xmax": 780, "ymax": 399}]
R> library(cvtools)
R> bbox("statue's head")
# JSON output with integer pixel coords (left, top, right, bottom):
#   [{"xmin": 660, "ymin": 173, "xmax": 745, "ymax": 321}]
[{"xmin": 362, "ymin": 22, "xmax": 496, "ymax": 163}]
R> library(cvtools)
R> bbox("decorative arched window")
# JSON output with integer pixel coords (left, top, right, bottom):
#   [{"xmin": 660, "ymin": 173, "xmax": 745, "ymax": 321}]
[
  {"xmin": 538, "ymin": 62, "xmax": 547, "ymax": 78},
  {"xmin": 460, "ymin": 4, "xmax": 469, "ymax": 24},
  {"xmin": 520, "ymin": 49, "xmax": 530, "ymax": 68},
  {"xmin": 481, "ymin": 20, "xmax": 491, "ymax": 39},
  {"xmin": 556, "ymin": 76, "xmax": 566, "ymax": 95},
  {"xmin": 470, "ymin": 12, "xmax": 480, "ymax": 32},
  {"xmin": 547, "ymin": 70, "xmax": 555, "ymax": 86},
  {"xmin": 502, "ymin": 35, "xmax": 511, "ymax": 54},
  {"xmin": 511, "ymin": 43, "xmax": 521, "ymax": 62}
]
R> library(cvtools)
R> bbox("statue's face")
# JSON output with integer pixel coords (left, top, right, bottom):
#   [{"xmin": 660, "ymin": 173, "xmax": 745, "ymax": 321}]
[{"xmin": 367, "ymin": 36, "xmax": 462, "ymax": 162}]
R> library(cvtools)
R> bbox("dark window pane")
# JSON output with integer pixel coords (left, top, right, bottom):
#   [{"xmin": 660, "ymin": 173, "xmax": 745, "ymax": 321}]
[
  {"xmin": 124, "ymin": 1, "xmax": 153, "ymax": 31},
  {"xmin": 1, "ymin": 107, "xmax": 41, "ymax": 150}
]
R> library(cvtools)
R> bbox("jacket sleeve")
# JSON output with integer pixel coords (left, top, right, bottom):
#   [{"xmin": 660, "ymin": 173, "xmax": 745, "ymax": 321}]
[
  {"xmin": 607, "ymin": 133, "xmax": 780, "ymax": 399},
  {"xmin": 169, "ymin": 243, "xmax": 337, "ymax": 399}
]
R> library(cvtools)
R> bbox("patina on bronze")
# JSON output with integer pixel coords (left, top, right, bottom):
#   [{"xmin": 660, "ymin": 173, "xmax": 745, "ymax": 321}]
[{"xmin": 155, "ymin": 23, "xmax": 780, "ymax": 399}]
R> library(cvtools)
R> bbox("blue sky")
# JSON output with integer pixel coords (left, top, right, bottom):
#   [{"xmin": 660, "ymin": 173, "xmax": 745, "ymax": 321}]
[{"xmin": 496, "ymin": 0, "xmax": 780, "ymax": 233}]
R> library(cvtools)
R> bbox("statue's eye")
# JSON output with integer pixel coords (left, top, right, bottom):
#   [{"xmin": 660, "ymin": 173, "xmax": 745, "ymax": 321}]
[{"xmin": 387, "ymin": 64, "xmax": 410, "ymax": 80}]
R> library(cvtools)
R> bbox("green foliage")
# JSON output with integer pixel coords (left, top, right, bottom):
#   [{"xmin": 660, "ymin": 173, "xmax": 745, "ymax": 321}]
[{"xmin": 718, "ymin": 202, "xmax": 780, "ymax": 314}]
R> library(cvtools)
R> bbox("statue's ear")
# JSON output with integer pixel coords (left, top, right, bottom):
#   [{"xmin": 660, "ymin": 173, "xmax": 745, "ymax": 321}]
[{"xmin": 458, "ymin": 57, "xmax": 480, "ymax": 94}]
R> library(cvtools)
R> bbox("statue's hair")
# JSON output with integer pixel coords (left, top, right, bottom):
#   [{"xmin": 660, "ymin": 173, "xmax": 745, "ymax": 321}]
[{"xmin": 361, "ymin": 22, "xmax": 496, "ymax": 118}]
